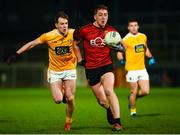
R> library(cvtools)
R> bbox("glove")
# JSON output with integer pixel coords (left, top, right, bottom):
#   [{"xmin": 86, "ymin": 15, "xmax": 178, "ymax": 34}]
[
  {"xmin": 110, "ymin": 43, "xmax": 125, "ymax": 52},
  {"xmin": 148, "ymin": 57, "xmax": 156, "ymax": 66},
  {"xmin": 119, "ymin": 59, "xmax": 126, "ymax": 66},
  {"xmin": 5, "ymin": 52, "xmax": 19, "ymax": 65},
  {"xmin": 78, "ymin": 59, "xmax": 85, "ymax": 67}
]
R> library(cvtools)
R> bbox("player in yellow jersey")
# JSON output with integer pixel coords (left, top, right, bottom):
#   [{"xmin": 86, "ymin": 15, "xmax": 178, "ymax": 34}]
[
  {"xmin": 6, "ymin": 12, "xmax": 77, "ymax": 130},
  {"xmin": 117, "ymin": 19, "xmax": 156, "ymax": 116}
]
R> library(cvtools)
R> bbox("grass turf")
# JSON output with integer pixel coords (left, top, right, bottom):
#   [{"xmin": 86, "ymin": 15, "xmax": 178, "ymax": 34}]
[{"xmin": 0, "ymin": 87, "xmax": 180, "ymax": 134}]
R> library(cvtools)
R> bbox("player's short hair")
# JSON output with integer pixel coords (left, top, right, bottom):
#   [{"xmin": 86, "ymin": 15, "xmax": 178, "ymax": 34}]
[
  {"xmin": 128, "ymin": 18, "xmax": 138, "ymax": 24},
  {"xmin": 94, "ymin": 4, "xmax": 108, "ymax": 15},
  {"xmin": 54, "ymin": 11, "xmax": 69, "ymax": 23}
]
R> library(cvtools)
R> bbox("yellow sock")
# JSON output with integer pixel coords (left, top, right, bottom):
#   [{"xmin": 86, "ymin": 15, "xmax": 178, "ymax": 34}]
[
  {"xmin": 65, "ymin": 117, "xmax": 73, "ymax": 123},
  {"xmin": 130, "ymin": 108, "xmax": 136, "ymax": 113}
]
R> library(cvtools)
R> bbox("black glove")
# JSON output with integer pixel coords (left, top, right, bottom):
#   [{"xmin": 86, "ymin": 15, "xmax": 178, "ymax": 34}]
[
  {"xmin": 78, "ymin": 59, "xmax": 85, "ymax": 67},
  {"xmin": 110, "ymin": 43, "xmax": 125, "ymax": 52},
  {"xmin": 5, "ymin": 52, "xmax": 19, "ymax": 65}
]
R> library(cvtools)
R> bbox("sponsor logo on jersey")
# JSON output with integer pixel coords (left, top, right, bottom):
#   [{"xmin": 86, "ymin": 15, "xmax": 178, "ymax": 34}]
[
  {"xmin": 135, "ymin": 44, "xmax": 145, "ymax": 53},
  {"xmin": 90, "ymin": 37, "xmax": 106, "ymax": 47},
  {"xmin": 55, "ymin": 46, "xmax": 70, "ymax": 55}
]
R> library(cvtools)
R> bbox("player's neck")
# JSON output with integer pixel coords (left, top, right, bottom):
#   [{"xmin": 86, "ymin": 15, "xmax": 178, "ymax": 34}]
[
  {"xmin": 56, "ymin": 29, "xmax": 68, "ymax": 37},
  {"xmin": 130, "ymin": 32, "xmax": 139, "ymax": 36},
  {"xmin": 93, "ymin": 22, "xmax": 105, "ymax": 29}
]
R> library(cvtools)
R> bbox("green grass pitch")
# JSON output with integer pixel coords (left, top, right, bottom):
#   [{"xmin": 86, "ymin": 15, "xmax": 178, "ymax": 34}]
[{"xmin": 0, "ymin": 87, "xmax": 180, "ymax": 134}]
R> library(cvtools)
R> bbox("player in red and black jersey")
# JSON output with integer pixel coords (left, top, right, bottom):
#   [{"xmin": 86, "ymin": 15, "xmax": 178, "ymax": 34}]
[{"xmin": 73, "ymin": 5, "xmax": 125, "ymax": 131}]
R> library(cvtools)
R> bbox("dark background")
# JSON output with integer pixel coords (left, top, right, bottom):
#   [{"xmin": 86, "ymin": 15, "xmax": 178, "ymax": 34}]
[{"xmin": 0, "ymin": 0, "xmax": 180, "ymax": 87}]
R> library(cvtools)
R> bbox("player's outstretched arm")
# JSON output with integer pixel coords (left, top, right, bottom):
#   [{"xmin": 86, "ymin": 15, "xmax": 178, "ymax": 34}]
[
  {"xmin": 16, "ymin": 39, "xmax": 41, "ymax": 55},
  {"xmin": 6, "ymin": 39, "xmax": 41, "ymax": 65}
]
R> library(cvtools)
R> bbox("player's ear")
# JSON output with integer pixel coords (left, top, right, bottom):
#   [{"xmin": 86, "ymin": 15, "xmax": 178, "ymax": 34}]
[
  {"xmin": 137, "ymin": 24, "xmax": 140, "ymax": 30},
  {"xmin": 94, "ymin": 14, "xmax": 97, "ymax": 21},
  {"xmin": 55, "ymin": 23, "xmax": 58, "ymax": 28},
  {"xmin": 128, "ymin": 25, "xmax": 130, "ymax": 31}
]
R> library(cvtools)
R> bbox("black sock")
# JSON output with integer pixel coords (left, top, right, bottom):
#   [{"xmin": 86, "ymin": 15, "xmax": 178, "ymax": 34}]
[
  {"xmin": 107, "ymin": 107, "xmax": 111, "ymax": 111},
  {"xmin": 114, "ymin": 118, "xmax": 121, "ymax": 125}
]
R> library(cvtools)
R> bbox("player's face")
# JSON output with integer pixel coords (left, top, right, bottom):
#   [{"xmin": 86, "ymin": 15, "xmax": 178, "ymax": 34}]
[
  {"xmin": 55, "ymin": 17, "xmax": 68, "ymax": 36},
  {"xmin": 128, "ymin": 22, "xmax": 139, "ymax": 35},
  {"xmin": 94, "ymin": 9, "xmax": 108, "ymax": 28}
]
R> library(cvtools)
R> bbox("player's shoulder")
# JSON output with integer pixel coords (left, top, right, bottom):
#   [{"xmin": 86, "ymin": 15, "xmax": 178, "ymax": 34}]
[
  {"xmin": 68, "ymin": 28, "xmax": 75, "ymax": 34},
  {"xmin": 138, "ymin": 32, "xmax": 147, "ymax": 37},
  {"xmin": 79, "ymin": 23, "xmax": 93, "ymax": 31},
  {"xmin": 42, "ymin": 29, "xmax": 57, "ymax": 37},
  {"xmin": 106, "ymin": 24, "xmax": 115, "ymax": 29},
  {"xmin": 138, "ymin": 32, "xmax": 147, "ymax": 41},
  {"xmin": 123, "ymin": 33, "xmax": 132, "ymax": 40},
  {"xmin": 106, "ymin": 24, "xmax": 118, "ymax": 31}
]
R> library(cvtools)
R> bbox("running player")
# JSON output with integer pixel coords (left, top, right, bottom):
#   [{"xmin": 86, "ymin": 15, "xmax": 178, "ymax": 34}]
[
  {"xmin": 73, "ymin": 5, "xmax": 124, "ymax": 131},
  {"xmin": 117, "ymin": 19, "xmax": 156, "ymax": 116},
  {"xmin": 6, "ymin": 12, "xmax": 77, "ymax": 131}
]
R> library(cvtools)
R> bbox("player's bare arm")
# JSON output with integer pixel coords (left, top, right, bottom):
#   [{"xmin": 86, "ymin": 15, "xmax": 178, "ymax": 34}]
[
  {"xmin": 5, "ymin": 38, "xmax": 41, "ymax": 64},
  {"xmin": 145, "ymin": 46, "xmax": 153, "ymax": 58},
  {"xmin": 16, "ymin": 39, "xmax": 41, "ymax": 55},
  {"xmin": 73, "ymin": 40, "xmax": 83, "ymax": 62}
]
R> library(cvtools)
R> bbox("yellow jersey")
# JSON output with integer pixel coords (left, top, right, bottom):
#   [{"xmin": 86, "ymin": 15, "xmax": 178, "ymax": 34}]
[
  {"xmin": 123, "ymin": 32, "xmax": 147, "ymax": 71},
  {"xmin": 38, "ymin": 29, "xmax": 77, "ymax": 71}
]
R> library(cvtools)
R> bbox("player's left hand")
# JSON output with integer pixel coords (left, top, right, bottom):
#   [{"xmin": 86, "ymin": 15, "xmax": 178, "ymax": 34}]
[
  {"xmin": 110, "ymin": 43, "xmax": 125, "ymax": 52},
  {"xmin": 5, "ymin": 52, "xmax": 19, "ymax": 65},
  {"xmin": 78, "ymin": 59, "xmax": 85, "ymax": 67},
  {"xmin": 148, "ymin": 57, "xmax": 156, "ymax": 66}
]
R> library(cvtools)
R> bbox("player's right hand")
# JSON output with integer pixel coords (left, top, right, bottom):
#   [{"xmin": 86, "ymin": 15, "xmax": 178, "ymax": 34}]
[
  {"xmin": 119, "ymin": 59, "xmax": 126, "ymax": 66},
  {"xmin": 110, "ymin": 44, "xmax": 125, "ymax": 52},
  {"xmin": 5, "ymin": 52, "xmax": 19, "ymax": 65},
  {"xmin": 78, "ymin": 59, "xmax": 85, "ymax": 67}
]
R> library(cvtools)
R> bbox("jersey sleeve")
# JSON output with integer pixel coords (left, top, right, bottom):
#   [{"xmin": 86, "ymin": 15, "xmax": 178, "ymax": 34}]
[
  {"xmin": 144, "ymin": 34, "xmax": 147, "ymax": 46},
  {"xmin": 37, "ymin": 33, "xmax": 47, "ymax": 44}
]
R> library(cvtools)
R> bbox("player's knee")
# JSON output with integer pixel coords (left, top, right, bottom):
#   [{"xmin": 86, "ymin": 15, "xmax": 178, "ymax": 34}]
[
  {"xmin": 131, "ymin": 90, "xmax": 138, "ymax": 96},
  {"xmin": 53, "ymin": 97, "xmax": 63, "ymax": 104},
  {"xmin": 97, "ymin": 98, "xmax": 107, "ymax": 107},
  {"xmin": 105, "ymin": 89, "xmax": 113, "ymax": 96},
  {"xmin": 66, "ymin": 95, "xmax": 74, "ymax": 103},
  {"xmin": 141, "ymin": 89, "xmax": 150, "ymax": 95}
]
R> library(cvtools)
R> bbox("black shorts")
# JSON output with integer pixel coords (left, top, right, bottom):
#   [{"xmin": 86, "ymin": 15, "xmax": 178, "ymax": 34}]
[{"xmin": 85, "ymin": 64, "xmax": 113, "ymax": 86}]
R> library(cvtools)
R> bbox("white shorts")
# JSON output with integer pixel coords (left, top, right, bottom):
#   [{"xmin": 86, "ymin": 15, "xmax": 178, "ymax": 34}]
[
  {"xmin": 47, "ymin": 69, "xmax": 77, "ymax": 83},
  {"xmin": 126, "ymin": 69, "xmax": 149, "ymax": 82}
]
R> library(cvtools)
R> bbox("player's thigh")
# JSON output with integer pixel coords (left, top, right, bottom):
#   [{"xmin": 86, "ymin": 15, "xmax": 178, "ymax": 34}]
[
  {"xmin": 138, "ymin": 69, "xmax": 150, "ymax": 94},
  {"xmin": 92, "ymin": 82, "xmax": 107, "ymax": 102},
  {"xmin": 138, "ymin": 80, "xmax": 150, "ymax": 94},
  {"xmin": 64, "ymin": 79, "xmax": 76, "ymax": 100},
  {"xmin": 101, "ymin": 72, "xmax": 115, "ymax": 95},
  {"xmin": 50, "ymin": 81, "xmax": 63, "ymax": 99}
]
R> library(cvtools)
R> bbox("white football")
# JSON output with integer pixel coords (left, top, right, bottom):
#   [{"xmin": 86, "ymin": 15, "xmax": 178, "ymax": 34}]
[{"xmin": 104, "ymin": 31, "xmax": 122, "ymax": 47}]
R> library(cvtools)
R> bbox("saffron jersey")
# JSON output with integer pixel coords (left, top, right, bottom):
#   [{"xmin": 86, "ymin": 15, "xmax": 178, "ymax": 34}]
[{"xmin": 38, "ymin": 29, "xmax": 77, "ymax": 71}]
